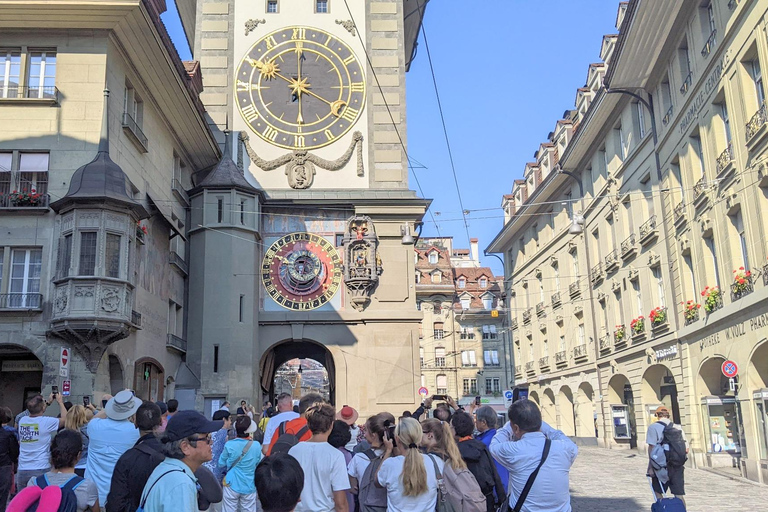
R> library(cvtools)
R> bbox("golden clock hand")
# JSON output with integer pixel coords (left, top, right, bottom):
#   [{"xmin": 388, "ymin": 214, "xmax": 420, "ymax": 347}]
[{"xmin": 296, "ymin": 43, "xmax": 304, "ymax": 124}]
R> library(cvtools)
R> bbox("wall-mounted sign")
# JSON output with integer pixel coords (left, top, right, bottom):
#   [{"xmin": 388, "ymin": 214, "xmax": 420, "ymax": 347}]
[
  {"xmin": 655, "ymin": 346, "xmax": 678, "ymax": 361},
  {"xmin": 1, "ymin": 360, "xmax": 43, "ymax": 372}
]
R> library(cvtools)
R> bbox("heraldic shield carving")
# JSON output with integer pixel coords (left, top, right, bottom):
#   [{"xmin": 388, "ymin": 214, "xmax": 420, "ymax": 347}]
[{"xmin": 342, "ymin": 215, "xmax": 383, "ymax": 311}]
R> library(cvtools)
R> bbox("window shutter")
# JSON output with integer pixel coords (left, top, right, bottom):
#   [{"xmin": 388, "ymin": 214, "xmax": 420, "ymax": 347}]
[
  {"xmin": 492, "ymin": 351, "xmax": 499, "ymax": 365},
  {"xmin": 469, "ymin": 351, "xmax": 476, "ymax": 365},
  {"xmin": 482, "ymin": 325, "xmax": 490, "ymax": 334},
  {"xmin": 437, "ymin": 375, "xmax": 447, "ymax": 388},
  {"xmin": 484, "ymin": 350, "xmax": 491, "ymax": 365},
  {"xmin": 490, "ymin": 325, "xmax": 498, "ymax": 334},
  {"xmin": 461, "ymin": 351, "xmax": 469, "ymax": 365},
  {"xmin": 435, "ymin": 347, "xmax": 445, "ymax": 358}
]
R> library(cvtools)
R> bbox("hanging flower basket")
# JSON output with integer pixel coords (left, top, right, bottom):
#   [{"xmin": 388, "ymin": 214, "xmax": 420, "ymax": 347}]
[
  {"xmin": 681, "ymin": 300, "xmax": 701, "ymax": 322},
  {"xmin": 614, "ymin": 324, "xmax": 626, "ymax": 343},
  {"xmin": 732, "ymin": 267, "xmax": 752, "ymax": 296},
  {"xmin": 649, "ymin": 307, "xmax": 667, "ymax": 327},
  {"xmin": 136, "ymin": 221, "xmax": 148, "ymax": 243},
  {"xmin": 630, "ymin": 317, "xmax": 645, "ymax": 335},
  {"xmin": 9, "ymin": 188, "xmax": 41, "ymax": 206},
  {"xmin": 701, "ymin": 286, "xmax": 722, "ymax": 313}
]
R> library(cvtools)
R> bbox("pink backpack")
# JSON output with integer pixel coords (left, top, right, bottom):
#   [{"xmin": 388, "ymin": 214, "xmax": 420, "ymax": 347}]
[{"xmin": 8, "ymin": 485, "xmax": 62, "ymax": 512}]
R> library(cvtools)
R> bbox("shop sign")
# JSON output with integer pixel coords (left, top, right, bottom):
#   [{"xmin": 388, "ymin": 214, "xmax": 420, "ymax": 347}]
[
  {"xmin": 1, "ymin": 360, "xmax": 43, "ymax": 372},
  {"xmin": 752, "ymin": 390, "xmax": 768, "ymax": 400},
  {"xmin": 679, "ymin": 53, "xmax": 729, "ymax": 134},
  {"xmin": 699, "ymin": 312, "xmax": 768, "ymax": 351},
  {"xmin": 655, "ymin": 346, "xmax": 678, "ymax": 361}
]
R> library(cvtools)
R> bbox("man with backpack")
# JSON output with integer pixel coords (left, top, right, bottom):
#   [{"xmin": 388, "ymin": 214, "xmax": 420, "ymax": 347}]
[
  {"xmin": 265, "ymin": 393, "xmax": 323, "ymax": 456},
  {"xmin": 261, "ymin": 393, "xmax": 299, "ymax": 455},
  {"xmin": 646, "ymin": 406, "xmax": 688, "ymax": 508}
]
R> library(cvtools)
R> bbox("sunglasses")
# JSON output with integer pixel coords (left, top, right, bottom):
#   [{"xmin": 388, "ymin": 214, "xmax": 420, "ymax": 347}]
[{"xmin": 188, "ymin": 434, "xmax": 213, "ymax": 445}]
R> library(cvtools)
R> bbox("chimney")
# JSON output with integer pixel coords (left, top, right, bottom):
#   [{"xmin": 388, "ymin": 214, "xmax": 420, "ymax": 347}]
[{"xmin": 470, "ymin": 238, "xmax": 479, "ymax": 265}]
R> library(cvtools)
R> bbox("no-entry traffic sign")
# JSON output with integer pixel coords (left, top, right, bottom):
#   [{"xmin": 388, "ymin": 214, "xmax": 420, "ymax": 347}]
[
  {"xmin": 418, "ymin": 386, "xmax": 429, "ymax": 397},
  {"xmin": 722, "ymin": 360, "xmax": 739, "ymax": 378},
  {"xmin": 60, "ymin": 348, "xmax": 70, "ymax": 378}
]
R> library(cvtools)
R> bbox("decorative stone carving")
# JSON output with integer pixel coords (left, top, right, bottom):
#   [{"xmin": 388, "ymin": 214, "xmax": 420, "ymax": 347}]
[
  {"xmin": 342, "ymin": 215, "xmax": 383, "ymax": 311},
  {"xmin": 54, "ymin": 290, "xmax": 68, "ymax": 314},
  {"xmin": 241, "ymin": 131, "xmax": 364, "ymax": 189},
  {"xmin": 245, "ymin": 19, "xmax": 266, "ymax": 36},
  {"xmin": 335, "ymin": 19, "xmax": 356, "ymax": 36},
  {"xmin": 100, "ymin": 288, "xmax": 121, "ymax": 312}
]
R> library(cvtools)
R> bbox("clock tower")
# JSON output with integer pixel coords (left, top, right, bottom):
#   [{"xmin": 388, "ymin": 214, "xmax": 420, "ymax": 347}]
[{"xmin": 186, "ymin": 0, "xmax": 429, "ymax": 417}]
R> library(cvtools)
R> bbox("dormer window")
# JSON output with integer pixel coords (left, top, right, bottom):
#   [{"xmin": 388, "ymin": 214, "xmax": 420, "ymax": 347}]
[
  {"xmin": 457, "ymin": 278, "xmax": 466, "ymax": 289},
  {"xmin": 428, "ymin": 251, "xmax": 438, "ymax": 264},
  {"xmin": 482, "ymin": 294, "xmax": 494, "ymax": 310},
  {"xmin": 414, "ymin": 252, "xmax": 419, "ymax": 265},
  {"xmin": 431, "ymin": 270, "xmax": 441, "ymax": 284},
  {"xmin": 460, "ymin": 296, "xmax": 471, "ymax": 310},
  {"xmin": 479, "ymin": 277, "xmax": 488, "ymax": 288}
]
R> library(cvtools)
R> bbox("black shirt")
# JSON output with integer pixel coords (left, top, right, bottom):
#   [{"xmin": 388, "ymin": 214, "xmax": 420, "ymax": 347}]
[
  {"xmin": 106, "ymin": 433, "xmax": 164, "ymax": 512},
  {"xmin": 0, "ymin": 427, "xmax": 19, "ymax": 467}
]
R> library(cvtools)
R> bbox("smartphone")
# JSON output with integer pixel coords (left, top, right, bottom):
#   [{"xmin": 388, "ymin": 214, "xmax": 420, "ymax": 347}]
[
  {"xmin": 83, "ymin": 396, "xmax": 90, "ymax": 407},
  {"xmin": 474, "ymin": 396, "xmax": 481, "ymax": 406},
  {"xmin": 432, "ymin": 394, "xmax": 447, "ymax": 401},
  {"xmin": 386, "ymin": 424, "xmax": 397, "ymax": 448},
  {"xmin": 102, "ymin": 399, "xmax": 109, "ymax": 408},
  {"xmin": 51, "ymin": 385, "xmax": 59, "ymax": 396}
]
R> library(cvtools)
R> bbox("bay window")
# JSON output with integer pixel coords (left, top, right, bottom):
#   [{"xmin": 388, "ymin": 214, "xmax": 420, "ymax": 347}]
[{"xmin": 78, "ymin": 232, "xmax": 97, "ymax": 276}]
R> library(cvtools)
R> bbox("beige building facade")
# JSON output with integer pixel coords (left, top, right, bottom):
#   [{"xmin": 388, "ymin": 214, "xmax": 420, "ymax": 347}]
[{"xmin": 489, "ymin": 0, "xmax": 768, "ymax": 485}]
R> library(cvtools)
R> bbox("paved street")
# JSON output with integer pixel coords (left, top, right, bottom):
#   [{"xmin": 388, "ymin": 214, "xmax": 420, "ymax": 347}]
[{"xmin": 570, "ymin": 446, "xmax": 768, "ymax": 511}]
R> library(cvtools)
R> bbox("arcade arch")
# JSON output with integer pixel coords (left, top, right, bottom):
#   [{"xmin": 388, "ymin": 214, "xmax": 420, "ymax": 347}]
[
  {"xmin": 576, "ymin": 382, "xmax": 596, "ymax": 438},
  {"xmin": 0, "ymin": 344, "xmax": 43, "ymax": 413},
  {"xmin": 541, "ymin": 388, "xmax": 557, "ymax": 427},
  {"xmin": 558, "ymin": 385, "xmax": 576, "ymax": 436},
  {"xmin": 260, "ymin": 339, "xmax": 337, "ymax": 405},
  {"xmin": 641, "ymin": 363, "xmax": 680, "ymax": 424}
]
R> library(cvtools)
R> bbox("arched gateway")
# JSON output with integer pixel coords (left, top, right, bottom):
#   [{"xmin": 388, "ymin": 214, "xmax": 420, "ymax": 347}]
[{"xmin": 261, "ymin": 340, "xmax": 336, "ymax": 404}]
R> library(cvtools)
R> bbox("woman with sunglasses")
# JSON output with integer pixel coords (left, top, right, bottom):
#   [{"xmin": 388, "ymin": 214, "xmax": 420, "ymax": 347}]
[{"xmin": 219, "ymin": 415, "xmax": 261, "ymax": 512}]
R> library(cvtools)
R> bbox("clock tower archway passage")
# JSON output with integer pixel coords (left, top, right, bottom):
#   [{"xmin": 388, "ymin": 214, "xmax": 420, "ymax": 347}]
[{"xmin": 260, "ymin": 339, "xmax": 336, "ymax": 405}]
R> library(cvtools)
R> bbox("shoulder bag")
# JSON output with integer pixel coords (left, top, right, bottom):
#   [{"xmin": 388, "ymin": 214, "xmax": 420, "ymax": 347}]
[{"xmin": 222, "ymin": 440, "xmax": 253, "ymax": 487}]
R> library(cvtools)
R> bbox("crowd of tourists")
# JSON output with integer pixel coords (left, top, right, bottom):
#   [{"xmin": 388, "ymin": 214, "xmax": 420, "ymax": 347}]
[{"xmin": 0, "ymin": 387, "xmax": 689, "ymax": 512}]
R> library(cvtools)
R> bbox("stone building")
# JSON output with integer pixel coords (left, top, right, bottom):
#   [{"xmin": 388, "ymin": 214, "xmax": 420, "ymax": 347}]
[
  {"xmin": 416, "ymin": 237, "xmax": 511, "ymax": 412},
  {"xmin": 489, "ymin": 0, "xmax": 768, "ymax": 485},
  {"xmin": 0, "ymin": 0, "xmax": 429, "ymax": 421}
]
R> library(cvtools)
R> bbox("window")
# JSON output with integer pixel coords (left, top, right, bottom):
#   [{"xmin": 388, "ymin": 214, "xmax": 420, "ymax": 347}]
[
  {"xmin": 632, "ymin": 278, "xmax": 643, "ymax": 317},
  {"xmin": 266, "ymin": 0, "xmax": 278, "ymax": 12},
  {"xmin": 707, "ymin": 3, "xmax": 716, "ymax": 37},
  {"xmin": 10, "ymin": 248, "xmax": 42, "ymax": 308},
  {"xmin": 721, "ymin": 102, "xmax": 732, "ymax": 145},
  {"xmin": 485, "ymin": 379, "xmax": 493, "ymax": 395},
  {"xmin": 433, "ymin": 322, "xmax": 444, "ymax": 341},
  {"xmin": 123, "ymin": 82, "xmax": 143, "ymax": 128},
  {"xmin": 0, "ymin": 49, "xmax": 20, "ymax": 98},
  {"xmin": 683, "ymin": 253, "xmax": 697, "ymax": 297},
  {"xmin": 463, "ymin": 378, "xmax": 477, "ymax": 396},
  {"xmin": 105, "ymin": 233, "xmax": 121, "ymax": 278},
  {"xmin": 433, "ymin": 301, "xmax": 442, "ymax": 314},
  {"xmin": 168, "ymin": 300, "xmax": 183, "ymax": 337},
  {"xmin": 491, "ymin": 378, "xmax": 501, "ymax": 394},
  {"xmin": 571, "ymin": 249, "xmax": 579, "ymax": 277},
  {"xmin": 652, "ymin": 266, "xmax": 666, "ymax": 308},
  {"xmin": 217, "ymin": 198, "xmax": 223, "ymax": 223},
  {"xmin": 239, "ymin": 294, "xmax": 245, "ymax": 322},
  {"xmin": 460, "ymin": 296, "xmax": 470, "ymax": 310},
  {"xmin": 461, "ymin": 351, "xmax": 477, "ymax": 367},
  {"xmin": 213, "ymin": 345, "xmax": 219, "ymax": 373},
  {"xmin": 482, "ymin": 325, "xmax": 498, "ymax": 340},
  {"xmin": 731, "ymin": 210, "xmax": 750, "ymax": 270},
  {"xmin": 457, "ymin": 278, "xmax": 466, "ymax": 289},
  {"xmin": 316, "ymin": 0, "xmax": 328, "ymax": 13},
  {"xmin": 17, "ymin": 152, "xmax": 49, "ymax": 196},
  {"xmin": 752, "ymin": 59, "xmax": 765, "ymax": 105},
  {"xmin": 479, "ymin": 277, "xmax": 488, "ymax": 288},
  {"xmin": 559, "ymin": 335, "xmax": 566, "ymax": 352},
  {"xmin": 553, "ymin": 262, "xmax": 560, "ymax": 292},
  {"xmin": 420, "ymin": 347, "xmax": 424, "ymax": 367},
  {"xmin": 435, "ymin": 347, "xmax": 446, "ymax": 367},
  {"xmin": 691, "ymin": 134, "xmax": 706, "ymax": 178},
  {"xmin": 636, "ymin": 102, "xmax": 646, "ymax": 138},
  {"xmin": 618, "ymin": 124, "xmax": 627, "ymax": 160},
  {"xmin": 26, "ymin": 50, "xmax": 56, "ymax": 99},
  {"xmin": 578, "ymin": 324, "xmax": 585, "ymax": 346},
  {"xmin": 79, "ymin": 232, "xmax": 98, "ymax": 276},
  {"xmin": 240, "ymin": 200, "xmax": 246, "ymax": 224},
  {"xmin": 431, "ymin": 271, "xmax": 441, "ymax": 284},
  {"xmin": 482, "ymin": 295, "xmax": 493, "ymax": 310},
  {"xmin": 543, "ymin": 339, "xmax": 549, "ymax": 356},
  {"xmin": 705, "ymin": 236, "xmax": 720, "ymax": 288},
  {"xmin": 428, "ymin": 252, "xmax": 438, "ymax": 264},
  {"xmin": 484, "ymin": 350, "xmax": 500, "ymax": 366},
  {"xmin": 57, "ymin": 234, "xmax": 72, "ymax": 279},
  {"xmin": 538, "ymin": 278, "xmax": 544, "ymax": 303},
  {"xmin": 460, "ymin": 327, "xmax": 474, "ymax": 340},
  {"xmin": 436, "ymin": 375, "xmax": 447, "ymax": 395},
  {"xmin": 415, "ymin": 272, "xmax": 421, "ymax": 284}
]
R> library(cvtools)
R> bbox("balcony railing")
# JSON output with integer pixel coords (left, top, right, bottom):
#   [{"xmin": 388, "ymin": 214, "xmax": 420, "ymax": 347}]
[
  {"xmin": 536, "ymin": 302, "xmax": 546, "ymax": 317},
  {"xmin": 694, "ymin": 176, "xmax": 708, "ymax": 201},
  {"xmin": 171, "ymin": 178, "xmax": 189, "ymax": 206},
  {"xmin": 131, "ymin": 310, "xmax": 142, "ymax": 327},
  {"xmin": 169, "ymin": 251, "xmax": 188, "ymax": 276},
  {"xmin": 701, "ymin": 29, "xmax": 717, "ymax": 57},
  {"xmin": 573, "ymin": 344, "xmax": 588, "ymax": 360},
  {"xmin": 522, "ymin": 308, "xmax": 532, "ymax": 324},
  {"xmin": 621, "ymin": 234, "xmax": 637, "ymax": 259},
  {"xmin": 599, "ymin": 334, "xmax": 611, "ymax": 351},
  {"xmin": 555, "ymin": 350, "xmax": 567, "ymax": 365},
  {"xmin": 569, "ymin": 281, "xmax": 580, "ymax": 298},
  {"xmin": 746, "ymin": 102, "xmax": 768, "ymax": 143},
  {"xmin": 731, "ymin": 274, "xmax": 754, "ymax": 301},
  {"xmin": 515, "ymin": 365, "xmax": 521, "ymax": 376},
  {"xmin": 605, "ymin": 249, "xmax": 619, "ymax": 272},
  {"xmin": 673, "ymin": 201, "xmax": 686, "ymax": 224},
  {"xmin": 662, "ymin": 105, "xmax": 674, "ymax": 126},
  {"xmin": 511, "ymin": 318, "xmax": 519, "ymax": 330},
  {"xmin": 122, "ymin": 112, "xmax": 149, "ymax": 152},
  {"xmin": 680, "ymin": 72, "xmax": 693, "ymax": 95},
  {"xmin": 538, "ymin": 356, "xmax": 549, "ymax": 369},
  {"xmin": 0, "ymin": 85, "xmax": 60, "ymax": 102},
  {"xmin": 716, "ymin": 143, "xmax": 734, "ymax": 177},
  {"xmin": 0, "ymin": 192, "xmax": 50, "ymax": 211},
  {"xmin": 166, "ymin": 333, "xmax": 187, "ymax": 353},
  {"xmin": 590, "ymin": 262, "xmax": 603, "ymax": 285},
  {"xmin": 0, "ymin": 293, "xmax": 42, "ymax": 310},
  {"xmin": 639, "ymin": 216, "xmax": 657, "ymax": 244},
  {"xmin": 525, "ymin": 361, "xmax": 535, "ymax": 373},
  {"xmin": 551, "ymin": 292, "xmax": 561, "ymax": 308}
]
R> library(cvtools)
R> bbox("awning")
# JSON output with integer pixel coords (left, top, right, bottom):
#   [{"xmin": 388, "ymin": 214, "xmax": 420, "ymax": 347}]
[{"xmin": 146, "ymin": 191, "xmax": 186, "ymax": 241}]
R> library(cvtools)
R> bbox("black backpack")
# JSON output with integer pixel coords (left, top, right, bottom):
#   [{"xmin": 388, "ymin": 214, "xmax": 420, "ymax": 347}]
[
  {"xmin": 357, "ymin": 449, "xmax": 387, "ymax": 512},
  {"xmin": 36, "ymin": 474, "xmax": 84, "ymax": 512},
  {"xmin": 271, "ymin": 422, "xmax": 310, "ymax": 456},
  {"xmin": 662, "ymin": 422, "xmax": 688, "ymax": 467}
]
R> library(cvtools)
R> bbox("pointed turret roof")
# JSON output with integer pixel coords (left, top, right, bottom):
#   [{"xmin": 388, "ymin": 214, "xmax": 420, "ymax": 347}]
[
  {"xmin": 190, "ymin": 131, "xmax": 257, "ymax": 195},
  {"xmin": 51, "ymin": 90, "xmax": 147, "ymax": 217}
]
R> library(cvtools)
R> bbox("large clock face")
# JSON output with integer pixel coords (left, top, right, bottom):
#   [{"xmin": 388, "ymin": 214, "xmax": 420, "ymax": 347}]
[
  {"xmin": 236, "ymin": 26, "xmax": 366, "ymax": 150},
  {"xmin": 262, "ymin": 233, "xmax": 343, "ymax": 311}
]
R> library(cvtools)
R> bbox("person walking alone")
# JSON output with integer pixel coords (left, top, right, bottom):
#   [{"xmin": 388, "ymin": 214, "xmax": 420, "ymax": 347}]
[
  {"xmin": 219, "ymin": 416, "xmax": 261, "ymax": 512},
  {"xmin": 646, "ymin": 406, "xmax": 688, "ymax": 508}
]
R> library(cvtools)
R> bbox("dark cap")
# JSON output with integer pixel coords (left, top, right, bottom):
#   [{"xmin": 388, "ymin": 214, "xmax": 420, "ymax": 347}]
[
  {"xmin": 212, "ymin": 410, "xmax": 230, "ymax": 421},
  {"xmin": 155, "ymin": 401, "xmax": 168, "ymax": 415},
  {"xmin": 163, "ymin": 410, "xmax": 223, "ymax": 442}
]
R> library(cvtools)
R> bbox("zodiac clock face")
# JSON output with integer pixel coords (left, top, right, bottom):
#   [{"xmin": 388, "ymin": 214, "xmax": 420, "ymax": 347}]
[
  {"xmin": 261, "ymin": 233, "xmax": 342, "ymax": 310},
  {"xmin": 235, "ymin": 26, "xmax": 367, "ymax": 150}
]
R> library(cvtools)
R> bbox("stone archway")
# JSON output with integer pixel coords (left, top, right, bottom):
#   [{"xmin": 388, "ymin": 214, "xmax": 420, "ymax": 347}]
[
  {"xmin": 747, "ymin": 341, "xmax": 768, "ymax": 391},
  {"xmin": 260, "ymin": 339, "xmax": 337, "ymax": 405},
  {"xmin": 698, "ymin": 356, "xmax": 729, "ymax": 396},
  {"xmin": 608, "ymin": 373, "xmax": 637, "ymax": 448},
  {"xmin": 134, "ymin": 357, "xmax": 164, "ymax": 402},
  {"xmin": 642, "ymin": 363, "xmax": 680, "ymax": 424},
  {"xmin": 558, "ymin": 385, "xmax": 576, "ymax": 436},
  {"xmin": 0, "ymin": 344, "xmax": 43, "ymax": 414},
  {"xmin": 576, "ymin": 382, "xmax": 596, "ymax": 438},
  {"xmin": 108, "ymin": 355, "xmax": 124, "ymax": 395},
  {"xmin": 528, "ymin": 390, "xmax": 540, "ymax": 405},
  {"xmin": 542, "ymin": 388, "xmax": 557, "ymax": 427}
]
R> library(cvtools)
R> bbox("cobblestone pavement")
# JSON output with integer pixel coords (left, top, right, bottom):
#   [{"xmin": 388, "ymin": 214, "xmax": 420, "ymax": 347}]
[{"xmin": 570, "ymin": 446, "xmax": 768, "ymax": 511}]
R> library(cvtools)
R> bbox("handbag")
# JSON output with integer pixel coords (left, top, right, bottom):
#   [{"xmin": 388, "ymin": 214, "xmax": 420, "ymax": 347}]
[
  {"xmin": 496, "ymin": 438, "xmax": 551, "ymax": 512},
  {"xmin": 222, "ymin": 440, "xmax": 253, "ymax": 487}
]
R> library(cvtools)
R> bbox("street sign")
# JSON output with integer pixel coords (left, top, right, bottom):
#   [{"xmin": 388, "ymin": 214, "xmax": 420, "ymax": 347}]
[
  {"xmin": 418, "ymin": 387, "xmax": 429, "ymax": 397},
  {"xmin": 722, "ymin": 360, "xmax": 739, "ymax": 378},
  {"xmin": 59, "ymin": 347, "xmax": 70, "ymax": 378},
  {"xmin": 62, "ymin": 380, "xmax": 71, "ymax": 396},
  {"xmin": 504, "ymin": 389, "xmax": 514, "ymax": 409}
]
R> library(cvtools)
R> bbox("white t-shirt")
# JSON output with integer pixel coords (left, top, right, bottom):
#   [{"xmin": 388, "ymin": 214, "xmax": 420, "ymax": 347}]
[
  {"xmin": 263, "ymin": 411, "xmax": 300, "ymax": 446},
  {"xmin": 348, "ymin": 448, "xmax": 384, "ymax": 482},
  {"xmin": 17, "ymin": 416, "xmax": 60, "ymax": 470},
  {"xmin": 289, "ymin": 441, "xmax": 351, "ymax": 512},
  {"xmin": 377, "ymin": 453, "xmax": 442, "ymax": 512}
]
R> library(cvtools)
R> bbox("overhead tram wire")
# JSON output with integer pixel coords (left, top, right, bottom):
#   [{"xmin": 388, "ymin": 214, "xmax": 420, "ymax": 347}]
[
  {"xmin": 340, "ymin": 0, "xmax": 441, "ymax": 239},
  {"xmin": 417, "ymin": 11, "xmax": 473, "ymax": 250}
]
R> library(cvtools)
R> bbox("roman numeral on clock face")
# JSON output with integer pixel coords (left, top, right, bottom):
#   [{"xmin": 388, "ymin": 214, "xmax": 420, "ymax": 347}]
[
  {"xmin": 242, "ymin": 104, "xmax": 259, "ymax": 123},
  {"xmin": 341, "ymin": 106, "xmax": 359, "ymax": 122}
]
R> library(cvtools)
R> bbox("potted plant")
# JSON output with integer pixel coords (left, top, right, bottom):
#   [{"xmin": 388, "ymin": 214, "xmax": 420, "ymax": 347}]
[
  {"xmin": 701, "ymin": 286, "xmax": 721, "ymax": 313},
  {"xmin": 9, "ymin": 188, "xmax": 41, "ymax": 206},
  {"xmin": 732, "ymin": 267, "xmax": 752, "ymax": 295},
  {"xmin": 649, "ymin": 307, "xmax": 667, "ymax": 327},
  {"xmin": 136, "ymin": 221, "xmax": 148, "ymax": 243},
  {"xmin": 681, "ymin": 300, "xmax": 700, "ymax": 322},
  {"xmin": 630, "ymin": 316, "xmax": 645, "ymax": 335},
  {"xmin": 614, "ymin": 324, "xmax": 626, "ymax": 343}
]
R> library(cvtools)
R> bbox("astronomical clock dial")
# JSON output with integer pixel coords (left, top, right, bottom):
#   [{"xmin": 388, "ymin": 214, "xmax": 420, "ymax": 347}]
[
  {"xmin": 235, "ymin": 26, "xmax": 366, "ymax": 150},
  {"xmin": 261, "ymin": 233, "xmax": 342, "ymax": 311}
]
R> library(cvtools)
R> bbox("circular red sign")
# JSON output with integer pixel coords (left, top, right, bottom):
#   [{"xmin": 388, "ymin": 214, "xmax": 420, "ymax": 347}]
[
  {"xmin": 418, "ymin": 387, "xmax": 429, "ymax": 397},
  {"xmin": 722, "ymin": 360, "xmax": 739, "ymax": 378},
  {"xmin": 61, "ymin": 349, "xmax": 68, "ymax": 366}
]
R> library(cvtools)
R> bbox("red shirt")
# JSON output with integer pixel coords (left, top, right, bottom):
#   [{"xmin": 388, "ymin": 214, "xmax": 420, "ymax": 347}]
[{"xmin": 266, "ymin": 417, "xmax": 312, "ymax": 455}]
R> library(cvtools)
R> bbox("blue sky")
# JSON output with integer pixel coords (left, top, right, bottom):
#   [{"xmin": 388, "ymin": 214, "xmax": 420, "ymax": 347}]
[{"xmin": 162, "ymin": 1, "xmax": 620, "ymax": 274}]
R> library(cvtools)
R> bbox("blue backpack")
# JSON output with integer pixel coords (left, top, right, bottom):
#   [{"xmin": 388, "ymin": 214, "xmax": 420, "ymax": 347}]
[{"xmin": 35, "ymin": 474, "xmax": 84, "ymax": 512}]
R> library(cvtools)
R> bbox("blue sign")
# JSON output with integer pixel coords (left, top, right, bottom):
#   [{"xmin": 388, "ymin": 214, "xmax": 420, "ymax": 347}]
[{"xmin": 504, "ymin": 390, "xmax": 513, "ymax": 400}]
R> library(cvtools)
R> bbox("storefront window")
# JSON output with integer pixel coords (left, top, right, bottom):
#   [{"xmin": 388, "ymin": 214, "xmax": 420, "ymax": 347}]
[
  {"xmin": 754, "ymin": 390, "xmax": 768, "ymax": 460},
  {"xmin": 701, "ymin": 396, "xmax": 746, "ymax": 456}
]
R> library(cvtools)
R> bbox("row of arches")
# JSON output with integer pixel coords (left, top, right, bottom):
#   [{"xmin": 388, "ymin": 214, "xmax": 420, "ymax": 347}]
[{"xmin": 528, "ymin": 382, "xmax": 597, "ymax": 438}]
